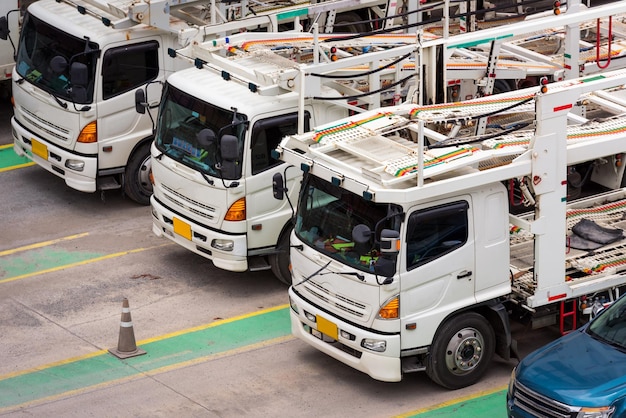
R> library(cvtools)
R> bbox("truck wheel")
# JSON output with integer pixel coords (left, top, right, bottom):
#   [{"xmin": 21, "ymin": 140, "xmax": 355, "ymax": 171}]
[
  {"xmin": 334, "ymin": 12, "xmax": 370, "ymax": 33},
  {"xmin": 493, "ymin": 79, "xmax": 512, "ymax": 94},
  {"xmin": 270, "ymin": 227, "xmax": 292, "ymax": 286},
  {"xmin": 426, "ymin": 312, "xmax": 495, "ymax": 389},
  {"xmin": 124, "ymin": 142, "xmax": 153, "ymax": 205}
]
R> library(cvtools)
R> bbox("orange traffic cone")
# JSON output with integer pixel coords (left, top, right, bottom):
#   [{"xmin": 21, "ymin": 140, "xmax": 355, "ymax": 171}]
[{"xmin": 108, "ymin": 298, "xmax": 146, "ymax": 359}]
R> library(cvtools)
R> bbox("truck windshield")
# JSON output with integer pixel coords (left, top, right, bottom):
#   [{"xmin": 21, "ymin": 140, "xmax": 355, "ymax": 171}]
[
  {"xmin": 155, "ymin": 84, "xmax": 247, "ymax": 179},
  {"xmin": 295, "ymin": 175, "xmax": 401, "ymax": 272},
  {"xmin": 15, "ymin": 12, "xmax": 98, "ymax": 103},
  {"xmin": 587, "ymin": 296, "xmax": 626, "ymax": 352}
]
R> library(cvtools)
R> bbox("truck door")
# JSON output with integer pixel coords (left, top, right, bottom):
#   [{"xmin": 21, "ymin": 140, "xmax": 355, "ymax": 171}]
[
  {"xmin": 244, "ymin": 111, "xmax": 310, "ymax": 250},
  {"xmin": 400, "ymin": 198, "xmax": 476, "ymax": 348},
  {"xmin": 97, "ymin": 40, "xmax": 161, "ymax": 170}
]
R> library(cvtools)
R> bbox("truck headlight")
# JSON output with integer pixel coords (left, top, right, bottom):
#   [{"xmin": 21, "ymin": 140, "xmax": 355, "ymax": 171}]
[
  {"xmin": 361, "ymin": 338, "xmax": 386, "ymax": 352},
  {"xmin": 65, "ymin": 159, "xmax": 85, "ymax": 171},
  {"xmin": 211, "ymin": 239, "xmax": 234, "ymax": 251},
  {"xmin": 289, "ymin": 296, "xmax": 299, "ymax": 314}
]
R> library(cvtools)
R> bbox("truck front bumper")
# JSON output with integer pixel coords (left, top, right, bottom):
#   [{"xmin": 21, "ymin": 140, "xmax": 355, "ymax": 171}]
[
  {"xmin": 12, "ymin": 117, "xmax": 97, "ymax": 193},
  {"xmin": 289, "ymin": 287, "xmax": 402, "ymax": 382},
  {"xmin": 150, "ymin": 194, "xmax": 249, "ymax": 273}
]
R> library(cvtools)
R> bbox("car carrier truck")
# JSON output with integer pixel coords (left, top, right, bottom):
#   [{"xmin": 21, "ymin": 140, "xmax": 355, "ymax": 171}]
[
  {"xmin": 273, "ymin": 61, "xmax": 626, "ymax": 389},
  {"xmin": 149, "ymin": 30, "xmax": 433, "ymax": 284},
  {"xmin": 149, "ymin": 0, "xmax": 626, "ymax": 285},
  {"xmin": 8, "ymin": 0, "xmax": 392, "ymax": 204}
]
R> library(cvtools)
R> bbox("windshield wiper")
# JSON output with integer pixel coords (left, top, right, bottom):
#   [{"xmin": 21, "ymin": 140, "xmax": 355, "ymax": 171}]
[
  {"xmin": 319, "ymin": 271, "xmax": 365, "ymax": 281},
  {"xmin": 50, "ymin": 92, "xmax": 67, "ymax": 109},
  {"xmin": 293, "ymin": 261, "xmax": 365, "ymax": 287},
  {"xmin": 294, "ymin": 260, "xmax": 331, "ymax": 287},
  {"xmin": 181, "ymin": 155, "xmax": 216, "ymax": 185},
  {"xmin": 200, "ymin": 171, "xmax": 214, "ymax": 186}
]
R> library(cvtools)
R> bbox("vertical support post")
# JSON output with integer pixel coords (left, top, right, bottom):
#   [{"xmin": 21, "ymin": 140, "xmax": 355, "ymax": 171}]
[
  {"xmin": 529, "ymin": 89, "xmax": 570, "ymax": 303},
  {"xmin": 418, "ymin": 120, "xmax": 424, "ymax": 187},
  {"xmin": 563, "ymin": 0, "xmax": 581, "ymax": 80}
]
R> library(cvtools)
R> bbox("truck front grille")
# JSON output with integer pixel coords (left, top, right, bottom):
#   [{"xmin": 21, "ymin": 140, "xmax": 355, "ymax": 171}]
[
  {"xmin": 162, "ymin": 183, "xmax": 216, "ymax": 222},
  {"xmin": 305, "ymin": 279, "xmax": 368, "ymax": 319},
  {"xmin": 512, "ymin": 380, "xmax": 576, "ymax": 418},
  {"xmin": 21, "ymin": 107, "xmax": 70, "ymax": 142}
]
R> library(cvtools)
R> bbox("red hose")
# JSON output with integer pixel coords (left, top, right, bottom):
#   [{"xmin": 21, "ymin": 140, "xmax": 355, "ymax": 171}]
[{"xmin": 596, "ymin": 17, "xmax": 612, "ymax": 70}]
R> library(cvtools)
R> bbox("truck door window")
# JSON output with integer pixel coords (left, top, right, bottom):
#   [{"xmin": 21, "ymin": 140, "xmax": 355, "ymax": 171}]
[
  {"xmin": 406, "ymin": 201, "xmax": 469, "ymax": 270},
  {"xmin": 251, "ymin": 112, "xmax": 310, "ymax": 175},
  {"xmin": 102, "ymin": 41, "xmax": 159, "ymax": 100}
]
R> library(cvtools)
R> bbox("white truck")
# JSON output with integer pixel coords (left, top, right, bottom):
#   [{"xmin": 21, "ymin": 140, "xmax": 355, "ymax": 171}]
[
  {"xmin": 149, "ymin": 0, "xmax": 626, "ymax": 285},
  {"xmin": 274, "ymin": 59, "xmax": 626, "ymax": 389},
  {"xmin": 8, "ymin": 0, "xmax": 390, "ymax": 204},
  {"xmin": 149, "ymin": 31, "xmax": 430, "ymax": 284}
]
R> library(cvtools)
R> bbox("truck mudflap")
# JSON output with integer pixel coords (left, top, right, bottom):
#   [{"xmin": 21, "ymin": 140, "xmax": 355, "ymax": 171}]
[
  {"xmin": 485, "ymin": 302, "xmax": 518, "ymax": 362},
  {"xmin": 289, "ymin": 287, "xmax": 402, "ymax": 382},
  {"xmin": 150, "ymin": 194, "xmax": 249, "ymax": 273},
  {"xmin": 12, "ymin": 117, "xmax": 98, "ymax": 193}
]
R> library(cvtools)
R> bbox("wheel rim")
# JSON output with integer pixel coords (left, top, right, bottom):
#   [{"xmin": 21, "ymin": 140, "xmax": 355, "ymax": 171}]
[
  {"xmin": 444, "ymin": 327, "xmax": 485, "ymax": 375},
  {"xmin": 136, "ymin": 154, "xmax": 153, "ymax": 195}
]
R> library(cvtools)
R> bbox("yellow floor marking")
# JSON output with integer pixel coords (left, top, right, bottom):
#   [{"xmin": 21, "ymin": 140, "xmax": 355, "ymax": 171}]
[
  {"xmin": 0, "ymin": 303, "xmax": 290, "ymax": 381},
  {"xmin": 0, "ymin": 243, "xmax": 172, "ymax": 284},
  {"xmin": 0, "ymin": 233, "xmax": 89, "ymax": 257},
  {"xmin": 392, "ymin": 384, "xmax": 509, "ymax": 417},
  {"xmin": 0, "ymin": 335, "xmax": 295, "ymax": 413}
]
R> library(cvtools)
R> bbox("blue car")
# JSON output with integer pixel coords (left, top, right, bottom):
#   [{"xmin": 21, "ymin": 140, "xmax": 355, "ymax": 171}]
[{"xmin": 507, "ymin": 294, "xmax": 626, "ymax": 418}]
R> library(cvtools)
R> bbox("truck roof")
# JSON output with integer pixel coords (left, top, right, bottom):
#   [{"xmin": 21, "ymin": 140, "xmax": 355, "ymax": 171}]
[
  {"xmin": 166, "ymin": 64, "xmax": 311, "ymax": 118},
  {"xmin": 28, "ymin": 0, "xmax": 181, "ymax": 46}
]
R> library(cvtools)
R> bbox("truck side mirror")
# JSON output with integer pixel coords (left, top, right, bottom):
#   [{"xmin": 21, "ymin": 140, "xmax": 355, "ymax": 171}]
[
  {"xmin": 69, "ymin": 62, "xmax": 89, "ymax": 103},
  {"xmin": 50, "ymin": 56, "xmax": 68, "ymax": 75},
  {"xmin": 70, "ymin": 61, "xmax": 87, "ymax": 83},
  {"xmin": 197, "ymin": 129, "xmax": 216, "ymax": 149},
  {"xmin": 352, "ymin": 224, "xmax": 372, "ymax": 242},
  {"xmin": 0, "ymin": 17, "xmax": 8, "ymax": 41},
  {"xmin": 352, "ymin": 224, "xmax": 372, "ymax": 256},
  {"xmin": 379, "ymin": 229, "xmax": 400, "ymax": 256},
  {"xmin": 219, "ymin": 134, "xmax": 240, "ymax": 179},
  {"xmin": 272, "ymin": 172, "xmax": 284, "ymax": 200},
  {"xmin": 373, "ymin": 257, "xmax": 396, "ymax": 283},
  {"xmin": 134, "ymin": 89, "xmax": 146, "ymax": 114}
]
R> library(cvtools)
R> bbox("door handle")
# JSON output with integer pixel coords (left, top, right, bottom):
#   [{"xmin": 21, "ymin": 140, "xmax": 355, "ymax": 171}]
[{"xmin": 457, "ymin": 270, "xmax": 472, "ymax": 279}]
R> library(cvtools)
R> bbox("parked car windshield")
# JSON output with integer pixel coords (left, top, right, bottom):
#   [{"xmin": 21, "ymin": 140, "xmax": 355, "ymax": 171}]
[{"xmin": 587, "ymin": 296, "xmax": 626, "ymax": 352}]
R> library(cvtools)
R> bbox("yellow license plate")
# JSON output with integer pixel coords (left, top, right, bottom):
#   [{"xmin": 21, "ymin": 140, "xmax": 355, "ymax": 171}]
[
  {"xmin": 31, "ymin": 139, "xmax": 48, "ymax": 160},
  {"xmin": 316, "ymin": 315, "xmax": 338, "ymax": 340},
  {"xmin": 173, "ymin": 217, "xmax": 192, "ymax": 240}
]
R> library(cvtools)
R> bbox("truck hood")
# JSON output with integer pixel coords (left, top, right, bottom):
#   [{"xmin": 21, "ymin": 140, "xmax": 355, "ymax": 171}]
[{"xmin": 517, "ymin": 329, "xmax": 626, "ymax": 406}]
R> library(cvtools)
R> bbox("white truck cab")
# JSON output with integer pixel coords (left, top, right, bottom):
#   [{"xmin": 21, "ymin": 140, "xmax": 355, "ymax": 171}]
[{"xmin": 10, "ymin": 0, "xmax": 194, "ymax": 203}]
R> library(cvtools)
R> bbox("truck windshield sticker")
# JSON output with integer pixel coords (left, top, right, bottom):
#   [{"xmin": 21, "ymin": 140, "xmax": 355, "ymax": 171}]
[{"xmin": 172, "ymin": 137, "xmax": 204, "ymax": 159}]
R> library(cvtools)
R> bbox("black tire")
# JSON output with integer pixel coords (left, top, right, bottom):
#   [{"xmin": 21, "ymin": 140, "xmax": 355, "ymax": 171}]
[
  {"xmin": 270, "ymin": 227, "xmax": 292, "ymax": 286},
  {"xmin": 493, "ymin": 79, "xmax": 512, "ymax": 95},
  {"xmin": 124, "ymin": 142, "xmax": 153, "ymax": 205},
  {"xmin": 426, "ymin": 312, "xmax": 495, "ymax": 389},
  {"xmin": 333, "ymin": 12, "xmax": 370, "ymax": 34}
]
